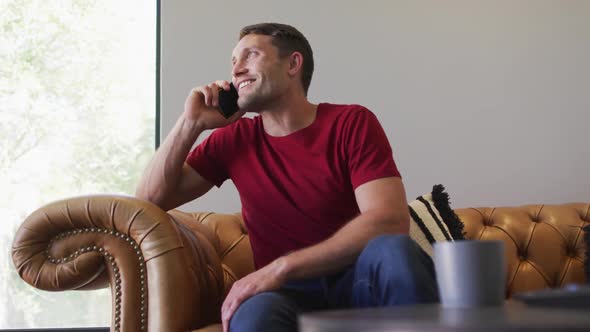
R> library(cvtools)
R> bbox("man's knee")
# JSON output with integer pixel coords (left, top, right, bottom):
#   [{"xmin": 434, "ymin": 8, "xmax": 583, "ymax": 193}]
[
  {"xmin": 229, "ymin": 292, "xmax": 297, "ymax": 332},
  {"xmin": 359, "ymin": 234, "xmax": 420, "ymax": 265},
  {"xmin": 357, "ymin": 234, "xmax": 434, "ymax": 283},
  {"xmin": 369, "ymin": 234, "xmax": 414, "ymax": 248},
  {"xmin": 354, "ymin": 234, "xmax": 438, "ymax": 305}
]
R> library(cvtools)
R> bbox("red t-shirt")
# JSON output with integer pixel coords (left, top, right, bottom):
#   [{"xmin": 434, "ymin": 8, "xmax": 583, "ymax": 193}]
[{"xmin": 186, "ymin": 103, "xmax": 400, "ymax": 268}]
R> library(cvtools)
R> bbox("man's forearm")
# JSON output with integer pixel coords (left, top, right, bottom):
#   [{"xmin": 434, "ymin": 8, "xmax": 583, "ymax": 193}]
[
  {"xmin": 135, "ymin": 114, "xmax": 204, "ymax": 205},
  {"xmin": 276, "ymin": 208, "xmax": 410, "ymax": 281}
]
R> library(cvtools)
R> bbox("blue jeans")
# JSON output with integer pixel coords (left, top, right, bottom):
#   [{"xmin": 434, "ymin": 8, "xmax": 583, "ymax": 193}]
[{"xmin": 229, "ymin": 234, "xmax": 439, "ymax": 332}]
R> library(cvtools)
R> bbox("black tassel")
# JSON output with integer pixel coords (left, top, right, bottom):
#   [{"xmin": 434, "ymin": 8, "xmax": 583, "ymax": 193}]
[{"xmin": 430, "ymin": 184, "xmax": 466, "ymax": 240}]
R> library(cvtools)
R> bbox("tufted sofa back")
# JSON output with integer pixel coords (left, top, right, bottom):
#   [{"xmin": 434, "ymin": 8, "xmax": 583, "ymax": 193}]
[
  {"xmin": 455, "ymin": 203, "xmax": 589, "ymax": 296},
  {"xmin": 173, "ymin": 203, "xmax": 589, "ymax": 299},
  {"xmin": 168, "ymin": 211, "xmax": 255, "ymax": 296}
]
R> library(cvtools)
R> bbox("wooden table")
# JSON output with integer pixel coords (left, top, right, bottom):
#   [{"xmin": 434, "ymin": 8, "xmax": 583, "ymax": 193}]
[{"xmin": 299, "ymin": 302, "xmax": 590, "ymax": 331}]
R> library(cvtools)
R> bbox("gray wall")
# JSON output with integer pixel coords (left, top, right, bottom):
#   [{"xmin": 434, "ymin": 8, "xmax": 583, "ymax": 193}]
[{"xmin": 160, "ymin": 0, "xmax": 590, "ymax": 213}]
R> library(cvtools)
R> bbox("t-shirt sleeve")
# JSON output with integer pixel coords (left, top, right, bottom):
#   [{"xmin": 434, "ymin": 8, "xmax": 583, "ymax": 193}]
[
  {"xmin": 345, "ymin": 107, "xmax": 401, "ymax": 189},
  {"xmin": 185, "ymin": 129, "xmax": 230, "ymax": 188}
]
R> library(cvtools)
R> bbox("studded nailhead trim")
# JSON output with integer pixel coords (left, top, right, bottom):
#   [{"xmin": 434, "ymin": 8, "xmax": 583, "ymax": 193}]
[{"xmin": 46, "ymin": 228, "xmax": 147, "ymax": 332}]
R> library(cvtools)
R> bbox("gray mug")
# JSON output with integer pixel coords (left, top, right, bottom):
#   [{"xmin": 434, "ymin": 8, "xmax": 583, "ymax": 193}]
[{"xmin": 434, "ymin": 240, "xmax": 506, "ymax": 307}]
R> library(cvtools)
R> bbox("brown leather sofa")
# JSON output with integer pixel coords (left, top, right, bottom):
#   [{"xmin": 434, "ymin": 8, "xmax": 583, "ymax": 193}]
[{"xmin": 12, "ymin": 196, "xmax": 589, "ymax": 332}]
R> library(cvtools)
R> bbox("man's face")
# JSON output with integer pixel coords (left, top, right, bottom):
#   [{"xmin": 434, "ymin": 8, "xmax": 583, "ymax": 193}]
[{"xmin": 231, "ymin": 34, "xmax": 290, "ymax": 112}]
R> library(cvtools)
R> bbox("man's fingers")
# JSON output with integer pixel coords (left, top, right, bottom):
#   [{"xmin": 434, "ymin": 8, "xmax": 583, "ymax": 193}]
[
  {"xmin": 189, "ymin": 87, "xmax": 204, "ymax": 100},
  {"xmin": 222, "ymin": 296, "xmax": 237, "ymax": 320},
  {"xmin": 197, "ymin": 85, "xmax": 211, "ymax": 106},
  {"xmin": 189, "ymin": 80, "xmax": 231, "ymax": 108},
  {"xmin": 221, "ymin": 286, "xmax": 249, "ymax": 332},
  {"xmin": 222, "ymin": 302, "xmax": 239, "ymax": 332},
  {"xmin": 221, "ymin": 278, "xmax": 266, "ymax": 332},
  {"xmin": 215, "ymin": 80, "xmax": 231, "ymax": 90},
  {"xmin": 207, "ymin": 83, "xmax": 220, "ymax": 107},
  {"xmin": 222, "ymin": 301, "xmax": 236, "ymax": 332},
  {"xmin": 209, "ymin": 81, "xmax": 231, "ymax": 107},
  {"xmin": 221, "ymin": 302, "xmax": 229, "ymax": 332},
  {"xmin": 221, "ymin": 312, "xmax": 229, "ymax": 332},
  {"xmin": 222, "ymin": 318, "xmax": 228, "ymax": 332}
]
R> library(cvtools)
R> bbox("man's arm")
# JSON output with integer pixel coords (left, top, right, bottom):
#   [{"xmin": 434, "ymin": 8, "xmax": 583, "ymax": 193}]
[
  {"xmin": 135, "ymin": 80, "xmax": 245, "ymax": 211},
  {"xmin": 278, "ymin": 176, "xmax": 409, "ymax": 279},
  {"xmin": 135, "ymin": 114, "xmax": 212, "ymax": 211},
  {"xmin": 221, "ymin": 176, "xmax": 409, "ymax": 331}
]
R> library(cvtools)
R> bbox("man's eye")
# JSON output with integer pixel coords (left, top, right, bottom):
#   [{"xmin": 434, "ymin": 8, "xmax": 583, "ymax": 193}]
[{"xmin": 247, "ymin": 51, "xmax": 256, "ymax": 59}]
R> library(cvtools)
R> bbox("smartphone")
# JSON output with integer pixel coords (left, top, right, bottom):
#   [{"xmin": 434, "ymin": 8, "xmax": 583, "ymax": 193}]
[{"xmin": 218, "ymin": 83, "xmax": 239, "ymax": 118}]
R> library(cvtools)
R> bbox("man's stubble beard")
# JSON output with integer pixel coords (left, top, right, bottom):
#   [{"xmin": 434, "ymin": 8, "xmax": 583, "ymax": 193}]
[
  {"xmin": 238, "ymin": 85, "xmax": 280, "ymax": 113},
  {"xmin": 237, "ymin": 93, "xmax": 263, "ymax": 113}
]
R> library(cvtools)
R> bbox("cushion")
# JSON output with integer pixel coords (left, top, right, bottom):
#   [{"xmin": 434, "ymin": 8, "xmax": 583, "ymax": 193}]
[{"xmin": 408, "ymin": 184, "xmax": 465, "ymax": 258}]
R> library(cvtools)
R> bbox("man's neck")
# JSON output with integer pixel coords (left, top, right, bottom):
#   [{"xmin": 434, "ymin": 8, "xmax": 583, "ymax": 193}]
[{"xmin": 259, "ymin": 90, "xmax": 317, "ymax": 137}]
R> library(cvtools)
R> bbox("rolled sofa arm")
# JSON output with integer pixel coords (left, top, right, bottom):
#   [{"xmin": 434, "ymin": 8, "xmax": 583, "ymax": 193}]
[{"xmin": 12, "ymin": 195, "xmax": 225, "ymax": 332}]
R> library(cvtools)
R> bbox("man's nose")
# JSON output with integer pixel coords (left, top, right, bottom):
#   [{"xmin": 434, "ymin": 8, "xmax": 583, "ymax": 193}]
[{"xmin": 232, "ymin": 60, "xmax": 247, "ymax": 78}]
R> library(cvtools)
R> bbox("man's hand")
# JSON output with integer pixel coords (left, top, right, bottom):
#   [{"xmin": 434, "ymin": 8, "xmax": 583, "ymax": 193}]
[
  {"xmin": 221, "ymin": 259, "xmax": 288, "ymax": 332},
  {"xmin": 185, "ymin": 80, "xmax": 245, "ymax": 130}
]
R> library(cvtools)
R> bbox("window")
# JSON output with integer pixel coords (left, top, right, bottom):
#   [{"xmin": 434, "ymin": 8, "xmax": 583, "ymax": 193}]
[{"xmin": 0, "ymin": 0, "xmax": 157, "ymax": 328}]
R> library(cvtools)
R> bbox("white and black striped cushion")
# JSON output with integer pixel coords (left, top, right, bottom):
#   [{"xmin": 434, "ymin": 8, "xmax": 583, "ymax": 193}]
[{"xmin": 408, "ymin": 184, "xmax": 465, "ymax": 258}]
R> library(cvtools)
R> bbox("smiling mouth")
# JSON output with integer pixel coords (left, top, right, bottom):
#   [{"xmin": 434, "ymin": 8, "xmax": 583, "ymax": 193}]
[{"xmin": 238, "ymin": 79, "xmax": 255, "ymax": 90}]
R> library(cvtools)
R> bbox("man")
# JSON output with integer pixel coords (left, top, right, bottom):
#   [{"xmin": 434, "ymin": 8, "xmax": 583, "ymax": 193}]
[{"xmin": 136, "ymin": 23, "xmax": 438, "ymax": 332}]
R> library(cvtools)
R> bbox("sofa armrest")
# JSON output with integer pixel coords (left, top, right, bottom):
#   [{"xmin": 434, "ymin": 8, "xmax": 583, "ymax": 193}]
[{"xmin": 12, "ymin": 195, "xmax": 225, "ymax": 332}]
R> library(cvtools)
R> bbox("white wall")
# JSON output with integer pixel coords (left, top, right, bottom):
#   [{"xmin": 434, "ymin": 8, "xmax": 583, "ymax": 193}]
[{"xmin": 161, "ymin": 0, "xmax": 590, "ymax": 213}]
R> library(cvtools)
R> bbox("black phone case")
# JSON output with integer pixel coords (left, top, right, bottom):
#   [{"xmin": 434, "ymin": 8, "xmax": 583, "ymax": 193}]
[{"xmin": 218, "ymin": 83, "xmax": 239, "ymax": 118}]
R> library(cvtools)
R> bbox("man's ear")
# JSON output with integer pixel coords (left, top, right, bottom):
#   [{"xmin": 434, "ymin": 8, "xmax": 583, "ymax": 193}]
[{"xmin": 287, "ymin": 52, "xmax": 303, "ymax": 77}]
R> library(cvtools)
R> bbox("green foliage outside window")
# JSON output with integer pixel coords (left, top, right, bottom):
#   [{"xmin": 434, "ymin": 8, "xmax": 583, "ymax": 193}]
[{"xmin": 0, "ymin": 0, "xmax": 156, "ymax": 328}]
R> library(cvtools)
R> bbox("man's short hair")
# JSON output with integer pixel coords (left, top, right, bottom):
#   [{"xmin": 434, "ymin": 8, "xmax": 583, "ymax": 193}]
[{"xmin": 239, "ymin": 23, "xmax": 314, "ymax": 95}]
